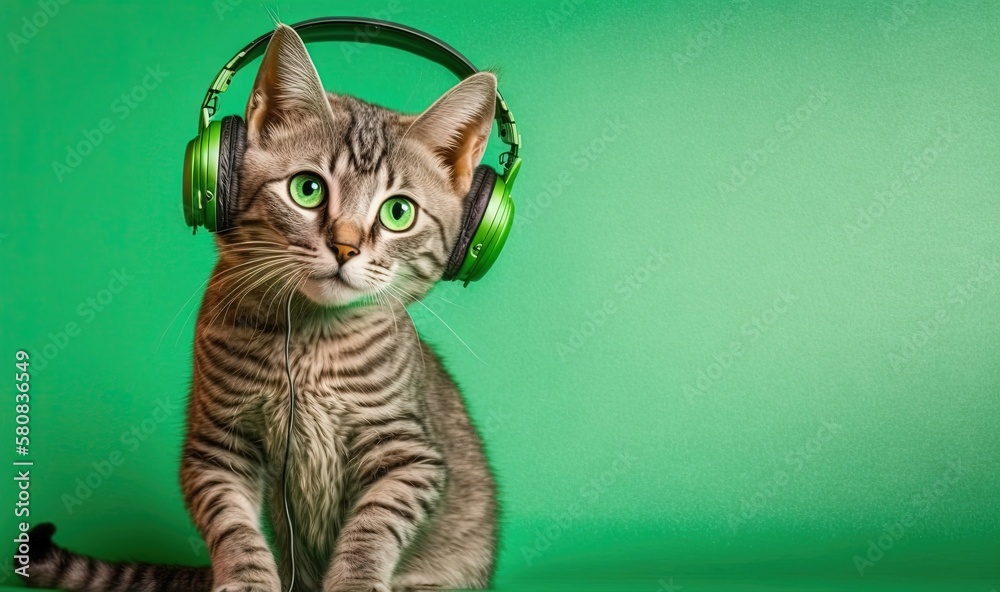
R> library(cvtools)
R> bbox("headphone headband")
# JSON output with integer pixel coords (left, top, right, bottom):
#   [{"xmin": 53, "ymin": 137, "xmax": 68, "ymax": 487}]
[{"xmin": 198, "ymin": 17, "xmax": 520, "ymax": 174}]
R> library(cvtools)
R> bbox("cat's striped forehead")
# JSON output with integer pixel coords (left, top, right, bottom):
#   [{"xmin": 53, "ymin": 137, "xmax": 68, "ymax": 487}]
[
  {"xmin": 249, "ymin": 93, "xmax": 423, "ymax": 220},
  {"xmin": 335, "ymin": 95, "xmax": 391, "ymax": 175},
  {"xmin": 325, "ymin": 94, "xmax": 416, "ymax": 214}
]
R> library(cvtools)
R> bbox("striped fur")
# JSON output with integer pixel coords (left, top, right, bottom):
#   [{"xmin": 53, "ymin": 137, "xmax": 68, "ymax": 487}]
[{"xmin": 21, "ymin": 23, "xmax": 498, "ymax": 592}]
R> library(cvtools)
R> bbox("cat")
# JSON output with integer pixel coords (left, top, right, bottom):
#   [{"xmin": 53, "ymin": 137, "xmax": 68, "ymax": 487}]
[{"xmin": 19, "ymin": 23, "xmax": 499, "ymax": 592}]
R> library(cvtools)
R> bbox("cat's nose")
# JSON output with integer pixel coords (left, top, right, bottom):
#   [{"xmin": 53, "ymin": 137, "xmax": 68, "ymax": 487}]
[
  {"xmin": 328, "ymin": 220, "xmax": 362, "ymax": 264},
  {"xmin": 331, "ymin": 242, "xmax": 360, "ymax": 265}
]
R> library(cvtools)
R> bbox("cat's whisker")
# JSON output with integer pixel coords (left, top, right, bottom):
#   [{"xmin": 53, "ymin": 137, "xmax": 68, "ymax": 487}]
[
  {"xmin": 241, "ymin": 268, "xmax": 306, "ymax": 359},
  {"xmin": 165, "ymin": 256, "xmax": 296, "ymax": 350},
  {"xmin": 221, "ymin": 248, "xmax": 297, "ymax": 257},
  {"xmin": 386, "ymin": 284, "xmax": 485, "ymax": 365},
  {"xmin": 399, "ymin": 273, "xmax": 469, "ymax": 310},
  {"xmin": 259, "ymin": 267, "xmax": 307, "ymax": 334},
  {"xmin": 217, "ymin": 254, "xmax": 300, "ymax": 277},
  {"xmin": 158, "ymin": 253, "xmax": 294, "ymax": 351},
  {"xmin": 372, "ymin": 287, "xmax": 399, "ymax": 339},
  {"xmin": 401, "ymin": 65, "xmax": 427, "ymax": 114},
  {"xmin": 261, "ymin": 274, "xmax": 295, "ymax": 327},
  {"xmin": 219, "ymin": 243, "xmax": 298, "ymax": 252},
  {"xmin": 385, "ymin": 282, "xmax": 421, "ymax": 304},
  {"xmin": 244, "ymin": 270, "xmax": 290, "ymax": 344},
  {"xmin": 203, "ymin": 260, "xmax": 297, "ymax": 331},
  {"xmin": 157, "ymin": 274, "xmax": 214, "ymax": 354},
  {"xmin": 287, "ymin": 244, "xmax": 319, "ymax": 254},
  {"xmin": 235, "ymin": 270, "xmax": 307, "ymax": 387},
  {"xmin": 213, "ymin": 261, "xmax": 298, "ymax": 329},
  {"xmin": 218, "ymin": 239, "xmax": 289, "ymax": 248},
  {"xmin": 382, "ymin": 287, "xmax": 426, "ymax": 374},
  {"xmin": 384, "ymin": 293, "xmax": 399, "ymax": 337},
  {"xmin": 210, "ymin": 257, "xmax": 300, "ymax": 309},
  {"xmin": 264, "ymin": 4, "xmax": 281, "ymax": 26},
  {"xmin": 364, "ymin": 264, "xmax": 394, "ymax": 279},
  {"xmin": 428, "ymin": 293, "xmax": 464, "ymax": 308},
  {"xmin": 220, "ymin": 250, "xmax": 305, "ymax": 264}
]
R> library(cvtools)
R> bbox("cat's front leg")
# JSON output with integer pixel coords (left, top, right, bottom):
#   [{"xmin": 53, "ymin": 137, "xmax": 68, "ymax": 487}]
[
  {"xmin": 324, "ymin": 442, "xmax": 446, "ymax": 592},
  {"xmin": 181, "ymin": 418, "xmax": 281, "ymax": 592}
]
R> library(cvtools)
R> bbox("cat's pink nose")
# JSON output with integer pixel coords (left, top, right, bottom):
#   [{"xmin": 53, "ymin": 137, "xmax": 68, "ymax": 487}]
[{"xmin": 333, "ymin": 243, "xmax": 359, "ymax": 264}]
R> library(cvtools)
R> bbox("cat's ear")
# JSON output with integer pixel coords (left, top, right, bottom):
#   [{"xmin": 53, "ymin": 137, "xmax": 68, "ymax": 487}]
[
  {"xmin": 404, "ymin": 71, "xmax": 496, "ymax": 194},
  {"xmin": 245, "ymin": 23, "xmax": 333, "ymax": 144}
]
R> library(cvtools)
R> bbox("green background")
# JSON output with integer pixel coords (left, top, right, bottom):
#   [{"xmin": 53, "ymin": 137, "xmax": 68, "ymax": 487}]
[{"xmin": 2, "ymin": 1, "xmax": 998, "ymax": 590}]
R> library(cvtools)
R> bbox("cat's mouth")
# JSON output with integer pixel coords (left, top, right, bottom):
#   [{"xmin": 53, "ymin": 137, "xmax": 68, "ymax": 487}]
[
  {"xmin": 311, "ymin": 269, "xmax": 347, "ymax": 282},
  {"xmin": 300, "ymin": 270, "xmax": 366, "ymax": 307},
  {"xmin": 309, "ymin": 270, "xmax": 359, "ymax": 291}
]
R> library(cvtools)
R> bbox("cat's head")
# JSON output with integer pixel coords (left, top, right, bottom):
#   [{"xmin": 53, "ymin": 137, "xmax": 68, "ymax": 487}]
[{"xmin": 218, "ymin": 24, "xmax": 496, "ymax": 309}]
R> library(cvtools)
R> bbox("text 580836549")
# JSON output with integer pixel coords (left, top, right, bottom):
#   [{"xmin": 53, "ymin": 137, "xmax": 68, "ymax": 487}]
[{"xmin": 13, "ymin": 349, "xmax": 33, "ymax": 578}]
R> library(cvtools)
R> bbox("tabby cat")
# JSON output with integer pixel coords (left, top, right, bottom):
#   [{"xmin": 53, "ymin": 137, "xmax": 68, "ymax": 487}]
[{"xmin": 21, "ymin": 23, "xmax": 499, "ymax": 592}]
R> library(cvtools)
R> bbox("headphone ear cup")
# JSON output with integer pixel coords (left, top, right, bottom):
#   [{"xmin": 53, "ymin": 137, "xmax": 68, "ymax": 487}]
[
  {"xmin": 444, "ymin": 165, "xmax": 497, "ymax": 281},
  {"xmin": 215, "ymin": 115, "xmax": 247, "ymax": 233}
]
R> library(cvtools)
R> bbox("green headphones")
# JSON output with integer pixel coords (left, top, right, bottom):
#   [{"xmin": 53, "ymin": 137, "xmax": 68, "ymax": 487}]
[{"xmin": 182, "ymin": 17, "xmax": 521, "ymax": 284}]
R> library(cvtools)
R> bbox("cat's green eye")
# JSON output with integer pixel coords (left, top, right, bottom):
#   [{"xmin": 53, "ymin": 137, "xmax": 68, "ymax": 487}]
[
  {"xmin": 379, "ymin": 196, "xmax": 417, "ymax": 232},
  {"xmin": 289, "ymin": 172, "xmax": 326, "ymax": 209}
]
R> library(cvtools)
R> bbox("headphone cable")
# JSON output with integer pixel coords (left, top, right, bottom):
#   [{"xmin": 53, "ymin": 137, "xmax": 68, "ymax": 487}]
[{"xmin": 281, "ymin": 296, "xmax": 297, "ymax": 592}]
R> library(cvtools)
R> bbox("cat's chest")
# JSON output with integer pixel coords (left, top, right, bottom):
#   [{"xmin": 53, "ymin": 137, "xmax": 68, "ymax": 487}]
[
  {"xmin": 258, "ymin": 336, "xmax": 364, "ymax": 484},
  {"xmin": 256, "ymin": 328, "xmax": 418, "ymax": 541}
]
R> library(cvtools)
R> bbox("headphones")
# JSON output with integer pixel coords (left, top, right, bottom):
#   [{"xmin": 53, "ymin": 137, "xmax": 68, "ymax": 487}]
[{"xmin": 182, "ymin": 17, "xmax": 521, "ymax": 284}]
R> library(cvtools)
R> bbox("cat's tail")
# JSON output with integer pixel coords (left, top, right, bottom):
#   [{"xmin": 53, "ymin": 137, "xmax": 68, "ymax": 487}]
[{"xmin": 16, "ymin": 523, "xmax": 212, "ymax": 592}]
